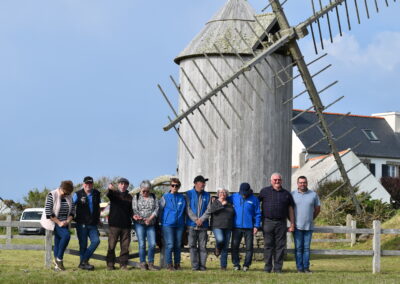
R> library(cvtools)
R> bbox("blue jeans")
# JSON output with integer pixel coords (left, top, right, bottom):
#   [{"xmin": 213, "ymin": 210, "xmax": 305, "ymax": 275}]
[
  {"xmin": 293, "ymin": 229, "xmax": 313, "ymax": 270},
  {"xmin": 135, "ymin": 223, "xmax": 156, "ymax": 263},
  {"xmin": 76, "ymin": 224, "xmax": 100, "ymax": 263},
  {"xmin": 54, "ymin": 224, "xmax": 71, "ymax": 260},
  {"xmin": 231, "ymin": 228, "xmax": 253, "ymax": 268},
  {"xmin": 162, "ymin": 226, "xmax": 184, "ymax": 265},
  {"xmin": 212, "ymin": 228, "xmax": 231, "ymax": 268}
]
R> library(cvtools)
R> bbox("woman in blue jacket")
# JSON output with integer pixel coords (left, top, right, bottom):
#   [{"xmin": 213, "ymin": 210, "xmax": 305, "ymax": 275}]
[{"xmin": 159, "ymin": 178, "xmax": 186, "ymax": 270}]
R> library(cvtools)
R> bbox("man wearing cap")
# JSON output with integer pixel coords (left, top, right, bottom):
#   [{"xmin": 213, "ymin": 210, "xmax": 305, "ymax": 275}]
[
  {"xmin": 228, "ymin": 183, "xmax": 261, "ymax": 272},
  {"xmin": 105, "ymin": 177, "xmax": 133, "ymax": 270},
  {"xmin": 73, "ymin": 176, "xmax": 101, "ymax": 270},
  {"xmin": 259, "ymin": 173, "xmax": 295, "ymax": 273},
  {"xmin": 185, "ymin": 175, "xmax": 211, "ymax": 271}
]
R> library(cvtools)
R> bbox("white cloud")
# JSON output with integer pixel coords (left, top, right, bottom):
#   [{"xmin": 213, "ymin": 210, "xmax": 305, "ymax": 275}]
[{"xmin": 324, "ymin": 31, "xmax": 400, "ymax": 72}]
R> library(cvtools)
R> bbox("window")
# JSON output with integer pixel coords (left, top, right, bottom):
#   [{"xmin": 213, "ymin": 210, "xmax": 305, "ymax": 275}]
[
  {"xmin": 382, "ymin": 164, "xmax": 397, "ymax": 178},
  {"xmin": 362, "ymin": 129, "xmax": 379, "ymax": 141},
  {"xmin": 369, "ymin": 163, "xmax": 376, "ymax": 176}
]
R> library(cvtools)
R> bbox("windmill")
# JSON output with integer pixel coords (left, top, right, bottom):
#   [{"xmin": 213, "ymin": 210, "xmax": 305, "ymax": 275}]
[{"xmin": 158, "ymin": 0, "xmax": 398, "ymax": 214}]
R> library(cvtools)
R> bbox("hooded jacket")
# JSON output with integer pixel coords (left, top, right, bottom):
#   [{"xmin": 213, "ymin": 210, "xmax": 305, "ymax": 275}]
[{"xmin": 228, "ymin": 193, "xmax": 261, "ymax": 229}]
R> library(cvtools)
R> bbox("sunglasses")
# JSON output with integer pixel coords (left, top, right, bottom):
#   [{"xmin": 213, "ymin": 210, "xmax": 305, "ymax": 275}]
[
  {"xmin": 142, "ymin": 190, "xmax": 150, "ymax": 193},
  {"xmin": 171, "ymin": 184, "xmax": 180, "ymax": 188}
]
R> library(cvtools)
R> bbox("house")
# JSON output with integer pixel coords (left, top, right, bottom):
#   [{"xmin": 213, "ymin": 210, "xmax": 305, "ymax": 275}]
[
  {"xmin": 291, "ymin": 110, "xmax": 400, "ymax": 202},
  {"xmin": 0, "ymin": 198, "xmax": 11, "ymax": 215}
]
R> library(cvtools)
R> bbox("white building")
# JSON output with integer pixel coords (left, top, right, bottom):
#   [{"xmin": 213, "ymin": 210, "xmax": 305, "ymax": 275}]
[{"xmin": 292, "ymin": 110, "xmax": 400, "ymax": 202}]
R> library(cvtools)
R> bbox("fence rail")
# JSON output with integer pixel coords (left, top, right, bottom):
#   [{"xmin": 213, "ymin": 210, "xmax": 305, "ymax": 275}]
[{"xmin": 1, "ymin": 215, "xmax": 400, "ymax": 273}]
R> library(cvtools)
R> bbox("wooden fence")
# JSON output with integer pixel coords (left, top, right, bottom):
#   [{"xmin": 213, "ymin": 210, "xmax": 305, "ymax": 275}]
[{"xmin": 0, "ymin": 215, "xmax": 399, "ymax": 273}]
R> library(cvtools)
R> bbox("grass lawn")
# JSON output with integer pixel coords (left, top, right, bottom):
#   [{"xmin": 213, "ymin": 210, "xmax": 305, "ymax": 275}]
[{"xmin": 1, "ymin": 239, "xmax": 400, "ymax": 284}]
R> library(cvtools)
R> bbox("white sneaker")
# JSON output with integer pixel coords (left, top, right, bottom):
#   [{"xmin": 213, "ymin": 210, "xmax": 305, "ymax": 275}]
[{"xmin": 243, "ymin": 266, "xmax": 249, "ymax": 272}]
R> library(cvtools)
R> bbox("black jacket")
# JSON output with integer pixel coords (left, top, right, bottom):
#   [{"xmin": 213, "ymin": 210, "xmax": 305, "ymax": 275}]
[
  {"xmin": 210, "ymin": 199, "xmax": 234, "ymax": 229},
  {"xmin": 107, "ymin": 189, "xmax": 133, "ymax": 229},
  {"xmin": 75, "ymin": 188, "xmax": 101, "ymax": 225}
]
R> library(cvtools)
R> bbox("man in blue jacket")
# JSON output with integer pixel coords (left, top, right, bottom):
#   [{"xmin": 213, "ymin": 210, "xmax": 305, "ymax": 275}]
[
  {"xmin": 185, "ymin": 175, "xmax": 211, "ymax": 271},
  {"xmin": 229, "ymin": 182, "xmax": 261, "ymax": 272}
]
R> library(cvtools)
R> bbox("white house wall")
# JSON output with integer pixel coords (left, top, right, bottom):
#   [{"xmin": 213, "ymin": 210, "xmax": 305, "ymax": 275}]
[{"xmin": 292, "ymin": 130, "xmax": 305, "ymax": 168}]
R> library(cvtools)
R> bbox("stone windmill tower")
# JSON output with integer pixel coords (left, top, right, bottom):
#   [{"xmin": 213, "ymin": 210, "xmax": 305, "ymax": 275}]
[
  {"xmin": 170, "ymin": 0, "xmax": 293, "ymax": 192},
  {"xmin": 159, "ymin": 0, "xmax": 398, "ymax": 212}
]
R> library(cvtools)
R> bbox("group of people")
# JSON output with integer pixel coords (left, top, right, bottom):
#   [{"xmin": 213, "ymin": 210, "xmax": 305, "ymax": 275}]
[{"xmin": 41, "ymin": 173, "xmax": 320, "ymax": 274}]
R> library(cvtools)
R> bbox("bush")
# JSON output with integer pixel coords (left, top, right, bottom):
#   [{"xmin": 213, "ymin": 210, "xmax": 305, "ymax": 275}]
[
  {"xmin": 316, "ymin": 179, "xmax": 357, "ymax": 200},
  {"xmin": 381, "ymin": 177, "xmax": 400, "ymax": 209},
  {"xmin": 316, "ymin": 181, "xmax": 397, "ymax": 227}
]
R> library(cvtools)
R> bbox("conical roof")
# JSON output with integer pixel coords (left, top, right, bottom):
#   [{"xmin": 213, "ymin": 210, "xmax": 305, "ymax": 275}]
[{"xmin": 174, "ymin": 0, "xmax": 277, "ymax": 64}]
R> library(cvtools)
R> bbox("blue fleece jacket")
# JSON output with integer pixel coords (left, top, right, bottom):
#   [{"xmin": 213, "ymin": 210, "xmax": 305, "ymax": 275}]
[{"xmin": 228, "ymin": 193, "xmax": 261, "ymax": 229}]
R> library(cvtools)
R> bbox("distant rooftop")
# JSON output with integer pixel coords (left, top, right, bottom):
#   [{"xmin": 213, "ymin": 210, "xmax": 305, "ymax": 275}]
[{"xmin": 292, "ymin": 109, "xmax": 400, "ymax": 159}]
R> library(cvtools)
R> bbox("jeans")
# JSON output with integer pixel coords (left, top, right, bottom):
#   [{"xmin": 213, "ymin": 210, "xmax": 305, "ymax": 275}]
[
  {"xmin": 231, "ymin": 228, "xmax": 253, "ymax": 268},
  {"xmin": 212, "ymin": 228, "xmax": 231, "ymax": 268},
  {"xmin": 293, "ymin": 229, "xmax": 313, "ymax": 270},
  {"xmin": 263, "ymin": 219, "xmax": 287, "ymax": 272},
  {"xmin": 106, "ymin": 226, "xmax": 131, "ymax": 266},
  {"xmin": 54, "ymin": 224, "xmax": 71, "ymax": 260},
  {"xmin": 188, "ymin": 227, "xmax": 208, "ymax": 269},
  {"xmin": 76, "ymin": 224, "xmax": 100, "ymax": 263},
  {"xmin": 135, "ymin": 223, "xmax": 156, "ymax": 263},
  {"xmin": 162, "ymin": 226, "xmax": 184, "ymax": 265}
]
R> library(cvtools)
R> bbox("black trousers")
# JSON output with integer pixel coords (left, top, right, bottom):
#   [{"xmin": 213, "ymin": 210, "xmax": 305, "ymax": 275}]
[{"xmin": 263, "ymin": 219, "xmax": 287, "ymax": 272}]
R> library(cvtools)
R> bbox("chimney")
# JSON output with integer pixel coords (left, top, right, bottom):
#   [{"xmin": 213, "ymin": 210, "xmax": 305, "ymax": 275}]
[{"xmin": 372, "ymin": 112, "xmax": 400, "ymax": 133}]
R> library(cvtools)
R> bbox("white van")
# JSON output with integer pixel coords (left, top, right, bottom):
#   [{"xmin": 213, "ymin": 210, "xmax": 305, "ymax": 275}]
[{"xmin": 19, "ymin": 208, "xmax": 45, "ymax": 235}]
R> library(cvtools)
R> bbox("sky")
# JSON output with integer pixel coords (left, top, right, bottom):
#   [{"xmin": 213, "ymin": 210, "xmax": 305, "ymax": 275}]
[{"xmin": 0, "ymin": 0, "xmax": 399, "ymax": 201}]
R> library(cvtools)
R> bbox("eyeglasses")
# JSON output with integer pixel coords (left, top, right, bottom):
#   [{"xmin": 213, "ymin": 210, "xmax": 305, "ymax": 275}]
[
  {"xmin": 142, "ymin": 190, "xmax": 150, "ymax": 193},
  {"xmin": 171, "ymin": 184, "xmax": 180, "ymax": 188},
  {"xmin": 272, "ymin": 179, "xmax": 282, "ymax": 181}
]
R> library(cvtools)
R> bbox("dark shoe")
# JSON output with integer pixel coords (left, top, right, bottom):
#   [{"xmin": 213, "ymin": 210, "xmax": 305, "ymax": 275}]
[
  {"xmin": 120, "ymin": 265, "xmax": 129, "ymax": 270},
  {"xmin": 79, "ymin": 260, "xmax": 94, "ymax": 270},
  {"xmin": 107, "ymin": 265, "xmax": 115, "ymax": 271},
  {"xmin": 297, "ymin": 269, "xmax": 305, "ymax": 273},
  {"xmin": 264, "ymin": 265, "xmax": 271, "ymax": 273},
  {"xmin": 139, "ymin": 262, "xmax": 148, "ymax": 270},
  {"xmin": 199, "ymin": 266, "xmax": 206, "ymax": 271},
  {"xmin": 148, "ymin": 263, "xmax": 159, "ymax": 271},
  {"xmin": 192, "ymin": 267, "xmax": 199, "ymax": 271},
  {"xmin": 214, "ymin": 247, "xmax": 221, "ymax": 257},
  {"xmin": 55, "ymin": 259, "xmax": 65, "ymax": 271},
  {"xmin": 233, "ymin": 266, "xmax": 240, "ymax": 271},
  {"xmin": 167, "ymin": 264, "xmax": 175, "ymax": 271},
  {"xmin": 174, "ymin": 263, "xmax": 181, "ymax": 270},
  {"xmin": 304, "ymin": 269, "xmax": 313, "ymax": 274}
]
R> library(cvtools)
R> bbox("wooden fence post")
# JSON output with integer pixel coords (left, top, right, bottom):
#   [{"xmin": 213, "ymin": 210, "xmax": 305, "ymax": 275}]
[
  {"xmin": 346, "ymin": 214, "xmax": 352, "ymax": 240},
  {"xmin": 351, "ymin": 220, "xmax": 357, "ymax": 247},
  {"xmin": 372, "ymin": 220, "xmax": 381, "ymax": 274},
  {"xmin": 5, "ymin": 215, "xmax": 12, "ymax": 246},
  {"xmin": 44, "ymin": 229, "xmax": 52, "ymax": 268}
]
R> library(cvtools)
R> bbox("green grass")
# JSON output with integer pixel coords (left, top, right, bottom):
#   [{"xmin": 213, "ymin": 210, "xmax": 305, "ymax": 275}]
[{"xmin": 1, "ymin": 239, "xmax": 400, "ymax": 284}]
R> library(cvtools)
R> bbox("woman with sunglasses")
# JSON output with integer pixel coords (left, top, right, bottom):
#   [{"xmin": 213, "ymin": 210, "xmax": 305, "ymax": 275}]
[
  {"xmin": 132, "ymin": 180, "xmax": 159, "ymax": 270},
  {"xmin": 41, "ymin": 180, "xmax": 75, "ymax": 271},
  {"xmin": 159, "ymin": 178, "xmax": 186, "ymax": 270}
]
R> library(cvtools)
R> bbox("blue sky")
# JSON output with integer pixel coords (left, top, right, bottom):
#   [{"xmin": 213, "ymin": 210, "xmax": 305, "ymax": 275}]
[{"xmin": 0, "ymin": 0, "xmax": 399, "ymax": 201}]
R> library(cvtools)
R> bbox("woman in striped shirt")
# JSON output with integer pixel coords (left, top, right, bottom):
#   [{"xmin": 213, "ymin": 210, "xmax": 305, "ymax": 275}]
[{"xmin": 42, "ymin": 180, "xmax": 75, "ymax": 271}]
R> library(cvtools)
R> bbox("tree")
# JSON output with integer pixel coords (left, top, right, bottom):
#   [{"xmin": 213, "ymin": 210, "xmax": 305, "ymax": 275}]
[
  {"xmin": 23, "ymin": 188, "xmax": 50, "ymax": 208},
  {"xmin": 2, "ymin": 199, "xmax": 25, "ymax": 216}
]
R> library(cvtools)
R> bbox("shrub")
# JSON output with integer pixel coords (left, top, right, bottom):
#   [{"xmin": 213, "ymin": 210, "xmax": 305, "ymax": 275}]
[
  {"xmin": 381, "ymin": 177, "xmax": 400, "ymax": 209},
  {"xmin": 316, "ymin": 180, "xmax": 397, "ymax": 227}
]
